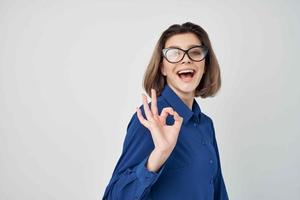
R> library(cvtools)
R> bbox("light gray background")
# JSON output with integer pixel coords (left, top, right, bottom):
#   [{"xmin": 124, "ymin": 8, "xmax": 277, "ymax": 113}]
[{"xmin": 0, "ymin": 0, "xmax": 299, "ymax": 199}]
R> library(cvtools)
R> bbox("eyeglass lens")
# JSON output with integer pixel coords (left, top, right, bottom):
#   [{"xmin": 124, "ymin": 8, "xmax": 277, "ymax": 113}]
[{"xmin": 164, "ymin": 46, "xmax": 207, "ymax": 63}]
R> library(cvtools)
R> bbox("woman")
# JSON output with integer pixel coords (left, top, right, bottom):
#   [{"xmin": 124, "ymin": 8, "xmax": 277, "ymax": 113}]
[{"xmin": 102, "ymin": 22, "xmax": 229, "ymax": 200}]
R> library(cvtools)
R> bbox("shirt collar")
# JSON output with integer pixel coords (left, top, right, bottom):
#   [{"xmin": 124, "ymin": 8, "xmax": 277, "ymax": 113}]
[{"xmin": 161, "ymin": 84, "xmax": 202, "ymax": 125}]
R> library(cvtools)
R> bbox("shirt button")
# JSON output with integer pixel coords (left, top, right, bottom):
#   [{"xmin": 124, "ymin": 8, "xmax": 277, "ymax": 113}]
[
  {"xmin": 209, "ymin": 159, "xmax": 213, "ymax": 164},
  {"xmin": 193, "ymin": 122, "xmax": 197, "ymax": 127},
  {"xmin": 202, "ymin": 140, "xmax": 206, "ymax": 145}
]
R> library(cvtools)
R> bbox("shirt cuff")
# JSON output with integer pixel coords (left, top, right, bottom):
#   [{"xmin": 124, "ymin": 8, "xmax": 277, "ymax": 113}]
[{"xmin": 135, "ymin": 155, "xmax": 166, "ymax": 187}]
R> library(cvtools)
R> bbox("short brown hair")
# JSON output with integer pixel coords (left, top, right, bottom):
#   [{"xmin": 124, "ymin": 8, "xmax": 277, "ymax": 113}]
[{"xmin": 143, "ymin": 22, "xmax": 221, "ymax": 98}]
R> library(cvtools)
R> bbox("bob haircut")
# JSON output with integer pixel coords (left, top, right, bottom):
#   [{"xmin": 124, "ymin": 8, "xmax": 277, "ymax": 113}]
[{"xmin": 143, "ymin": 22, "xmax": 221, "ymax": 98}]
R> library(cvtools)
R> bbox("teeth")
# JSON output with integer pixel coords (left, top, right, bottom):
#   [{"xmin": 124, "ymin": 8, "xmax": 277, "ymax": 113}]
[{"xmin": 178, "ymin": 69, "xmax": 194, "ymax": 74}]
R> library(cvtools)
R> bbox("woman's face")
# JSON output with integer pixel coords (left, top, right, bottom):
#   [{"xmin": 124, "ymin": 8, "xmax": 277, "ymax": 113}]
[{"xmin": 161, "ymin": 32, "xmax": 206, "ymax": 97}]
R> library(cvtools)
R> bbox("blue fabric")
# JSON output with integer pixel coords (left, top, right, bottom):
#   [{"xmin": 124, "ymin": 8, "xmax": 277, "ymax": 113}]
[{"xmin": 102, "ymin": 84, "xmax": 229, "ymax": 200}]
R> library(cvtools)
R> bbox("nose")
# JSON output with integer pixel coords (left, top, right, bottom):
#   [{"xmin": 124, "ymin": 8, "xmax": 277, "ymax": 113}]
[{"xmin": 181, "ymin": 52, "xmax": 192, "ymax": 64}]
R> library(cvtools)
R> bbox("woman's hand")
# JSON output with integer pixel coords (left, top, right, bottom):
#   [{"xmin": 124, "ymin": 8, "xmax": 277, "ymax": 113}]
[{"xmin": 136, "ymin": 88, "xmax": 183, "ymax": 154}]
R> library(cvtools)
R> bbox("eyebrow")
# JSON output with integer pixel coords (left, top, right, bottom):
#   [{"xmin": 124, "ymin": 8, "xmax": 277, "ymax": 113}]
[{"xmin": 166, "ymin": 44, "xmax": 202, "ymax": 49}]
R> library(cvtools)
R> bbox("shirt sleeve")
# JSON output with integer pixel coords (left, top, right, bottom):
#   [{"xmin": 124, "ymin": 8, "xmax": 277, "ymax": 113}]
[
  {"xmin": 209, "ymin": 118, "xmax": 229, "ymax": 200},
  {"xmin": 102, "ymin": 108, "xmax": 167, "ymax": 200}
]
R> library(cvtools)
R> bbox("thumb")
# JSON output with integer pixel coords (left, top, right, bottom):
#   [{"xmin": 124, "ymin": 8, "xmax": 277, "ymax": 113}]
[{"xmin": 173, "ymin": 111, "xmax": 183, "ymax": 128}]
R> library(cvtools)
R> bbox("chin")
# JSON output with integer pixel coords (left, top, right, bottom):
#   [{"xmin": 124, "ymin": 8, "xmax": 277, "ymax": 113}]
[
  {"xmin": 177, "ymin": 84, "xmax": 197, "ymax": 94},
  {"xmin": 168, "ymin": 77, "xmax": 198, "ymax": 94}
]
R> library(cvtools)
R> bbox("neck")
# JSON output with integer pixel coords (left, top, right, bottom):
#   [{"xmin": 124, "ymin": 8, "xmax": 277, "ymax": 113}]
[
  {"xmin": 168, "ymin": 84, "xmax": 194, "ymax": 110},
  {"xmin": 181, "ymin": 95, "xmax": 194, "ymax": 110}
]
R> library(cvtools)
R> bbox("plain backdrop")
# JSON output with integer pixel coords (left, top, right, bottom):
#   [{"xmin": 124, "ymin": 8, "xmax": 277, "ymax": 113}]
[{"xmin": 0, "ymin": 0, "xmax": 299, "ymax": 199}]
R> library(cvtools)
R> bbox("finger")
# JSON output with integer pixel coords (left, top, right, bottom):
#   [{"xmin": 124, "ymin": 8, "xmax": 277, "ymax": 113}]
[
  {"xmin": 142, "ymin": 94, "xmax": 153, "ymax": 120},
  {"xmin": 173, "ymin": 111, "xmax": 183, "ymax": 128},
  {"xmin": 159, "ymin": 107, "xmax": 174, "ymax": 124},
  {"xmin": 137, "ymin": 107, "xmax": 161, "ymax": 143},
  {"xmin": 136, "ymin": 107, "xmax": 150, "ymax": 128},
  {"xmin": 151, "ymin": 88, "xmax": 159, "ymax": 116},
  {"xmin": 137, "ymin": 106, "xmax": 163, "ymax": 143}
]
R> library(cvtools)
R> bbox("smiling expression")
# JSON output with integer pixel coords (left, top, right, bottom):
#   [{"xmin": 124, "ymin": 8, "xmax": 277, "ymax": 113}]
[{"xmin": 161, "ymin": 32, "xmax": 206, "ymax": 98}]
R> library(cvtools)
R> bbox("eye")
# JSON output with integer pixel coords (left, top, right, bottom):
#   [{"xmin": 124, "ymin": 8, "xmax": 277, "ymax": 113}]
[
  {"xmin": 190, "ymin": 49, "xmax": 202, "ymax": 55},
  {"xmin": 168, "ymin": 49, "xmax": 180, "ymax": 56},
  {"xmin": 189, "ymin": 47, "xmax": 204, "ymax": 54}
]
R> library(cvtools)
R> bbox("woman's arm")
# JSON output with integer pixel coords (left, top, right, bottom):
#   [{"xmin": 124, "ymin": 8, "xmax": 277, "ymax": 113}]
[
  {"xmin": 102, "ymin": 89, "xmax": 183, "ymax": 200},
  {"xmin": 102, "ymin": 113, "xmax": 166, "ymax": 200}
]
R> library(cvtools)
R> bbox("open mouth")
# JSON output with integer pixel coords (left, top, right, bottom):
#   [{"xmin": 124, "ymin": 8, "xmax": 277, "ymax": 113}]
[{"xmin": 177, "ymin": 69, "xmax": 195, "ymax": 82}]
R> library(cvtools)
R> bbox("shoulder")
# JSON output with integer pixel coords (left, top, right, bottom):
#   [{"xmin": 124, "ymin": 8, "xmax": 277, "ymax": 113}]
[
  {"xmin": 200, "ymin": 112, "xmax": 214, "ymax": 126},
  {"xmin": 200, "ymin": 112, "xmax": 216, "ymax": 141}
]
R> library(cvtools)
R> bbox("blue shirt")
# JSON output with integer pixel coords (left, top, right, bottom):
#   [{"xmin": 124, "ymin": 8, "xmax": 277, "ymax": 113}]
[{"xmin": 102, "ymin": 84, "xmax": 229, "ymax": 200}]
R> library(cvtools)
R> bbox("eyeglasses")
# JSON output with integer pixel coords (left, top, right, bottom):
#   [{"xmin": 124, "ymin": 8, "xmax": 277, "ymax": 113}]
[{"xmin": 162, "ymin": 45, "xmax": 208, "ymax": 63}]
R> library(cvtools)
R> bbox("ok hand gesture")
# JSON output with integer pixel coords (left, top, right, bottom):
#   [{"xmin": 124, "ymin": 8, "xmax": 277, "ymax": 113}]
[{"xmin": 136, "ymin": 88, "xmax": 183, "ymax": 153}]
